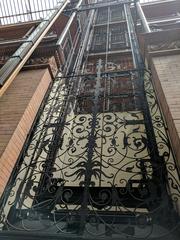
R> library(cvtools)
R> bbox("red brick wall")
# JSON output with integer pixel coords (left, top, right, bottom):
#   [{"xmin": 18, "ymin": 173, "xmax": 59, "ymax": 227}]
[
  {"xmin": 151, "ymin": 54, "xmax": 180, "ymax": 166},
  {"xmin": 0, "ymin": 68, "xmax": 52, "ymax": 195}
]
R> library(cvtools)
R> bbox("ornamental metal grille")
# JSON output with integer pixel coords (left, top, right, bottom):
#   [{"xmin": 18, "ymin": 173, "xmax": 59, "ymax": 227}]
[
  {"xmin": 0, "ymin": 63, "xmax": 179, "ymax": 239},
  {"xmin": 0, "ymin": 1, "xmax": 180, "ymax": 239}
]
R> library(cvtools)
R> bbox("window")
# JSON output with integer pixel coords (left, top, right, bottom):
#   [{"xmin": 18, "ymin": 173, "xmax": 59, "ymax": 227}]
[
  {"xmin": 96, "ymin": 9, "xmax": 108, "ymax": 24},
  {"xmin": 91, "ymin": 27, "xmax": 107, "ymax": 52},
  {"xmin": 110, "ymin": 7, "xmax": 125, "ymax": 22},
  {"xmin": 109, "ymin": 25, "xmax": 129, "ymax": 50}
]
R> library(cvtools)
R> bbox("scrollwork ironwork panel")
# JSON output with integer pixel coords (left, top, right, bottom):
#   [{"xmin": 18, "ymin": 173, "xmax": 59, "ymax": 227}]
[
  {"xmin": 0, "ymin": 1, "xmax": 180, "ymax": 239},
  {"xmin": 0, "ymin": 63, "xmax": 179, "ymax": 239}
]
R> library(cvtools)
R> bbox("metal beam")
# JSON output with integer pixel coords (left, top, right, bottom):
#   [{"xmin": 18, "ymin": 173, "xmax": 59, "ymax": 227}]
[
  {"xmin": 57, "ymin": 0, "xmax": 84, "ymax": 46},
  {"xmin": 124, "ymin": 4, "xmax": 141, "ymax": 68},
  {"xmin": 0, "ymin": 0, "xmax": 70, "ymax": 96},
  {"xmin": 148, "ymin": 17, "xmax": 180, "ymax": 24},
  {"xmin": 64, "ymin": 0, "xmax": 134, "ymax": 12},
  {"xmin": 136, "ymin": 2, "xmax": 151, "ymax": 33},
  {"xmin": 124, "ymin": 3, "xmax": 168, "ymax": 189}
]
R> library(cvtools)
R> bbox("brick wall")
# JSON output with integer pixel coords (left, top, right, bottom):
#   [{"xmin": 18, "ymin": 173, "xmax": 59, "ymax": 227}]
[
  {"xmin": 151, "ymin": 54, "xmax": 180, "ymax": 166},
  {"xmin": 0, "ymin": 68, "xmax": 52, "ymax": 195}
]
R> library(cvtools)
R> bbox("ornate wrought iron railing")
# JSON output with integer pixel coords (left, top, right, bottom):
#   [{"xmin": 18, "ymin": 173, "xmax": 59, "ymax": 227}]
[
  {"xmin": 0, "ymin": 65, "xmax": 179, "ymax": 239},
  {"xmin": 0, "ymin": 1, "xmax": 180, "ymax": 239}
]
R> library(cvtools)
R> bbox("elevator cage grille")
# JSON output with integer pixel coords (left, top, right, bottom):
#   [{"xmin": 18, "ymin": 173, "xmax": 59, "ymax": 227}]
[{"xmin": 0, "ymin": 0, "xmax": 180, "ymax": 240}]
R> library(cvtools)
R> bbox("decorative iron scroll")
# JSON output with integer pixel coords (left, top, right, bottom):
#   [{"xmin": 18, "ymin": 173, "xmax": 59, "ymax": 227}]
[
  {"xmin": 85, "ymin": 56, "xmax": 133, "ymax": 74},
  {"xmin": 144, "ymin": 70, "xmax": 180, "ymax": 207},
  {"xmin": 0, "ymin": 65, "xmax": 180, "ymax": 239},
  {"xmin": 0, "ymin": 0, "xmax": 180, "ymax": 238},
  {"xmin": 148, "ymin": 40, "xmax": 180, "ymax": 52}
]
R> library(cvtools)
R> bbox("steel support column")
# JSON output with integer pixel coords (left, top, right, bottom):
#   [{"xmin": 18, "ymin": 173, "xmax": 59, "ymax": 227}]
[
  {"xmin": 136, "ymin": 1, "xmax": 151, "ymax": 33},
  {"xmin": 57, "ymin": 0, "xmax": 84, "ymax": 46},
  {"xmin": 124, "ymin": 3, "xmax": 167, "ymax": 185}
]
